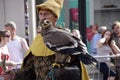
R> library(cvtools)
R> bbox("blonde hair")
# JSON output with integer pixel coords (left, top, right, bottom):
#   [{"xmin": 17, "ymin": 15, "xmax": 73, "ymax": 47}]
[
  {"xmin": 112, "ymin": 21, "xmax": 120, "ymax": 29},
  {"xmin": 5, "ymin": 21, "xmax": 16, "ymax": 30}
]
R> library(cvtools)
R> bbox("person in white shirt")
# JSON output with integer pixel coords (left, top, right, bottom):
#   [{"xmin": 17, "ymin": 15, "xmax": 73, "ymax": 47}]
[
  {"xmin": 4, "ymin": 21, "xmax": 29, "ymax": 66},
  {"xmin": 96, "ymin": 29, "xmax": 120, "ymax": 80}
]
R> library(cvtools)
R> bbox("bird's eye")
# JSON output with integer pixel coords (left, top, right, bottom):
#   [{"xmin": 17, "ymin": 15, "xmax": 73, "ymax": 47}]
[{"xmin": 45, "ymin": 20, "xmax": 50, "ymax": 24}]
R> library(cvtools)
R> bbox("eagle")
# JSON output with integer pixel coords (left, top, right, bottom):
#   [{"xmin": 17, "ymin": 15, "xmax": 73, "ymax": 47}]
[{"xmin": 40, "ymin": 19, "xmax": 98, "ymax": 66}]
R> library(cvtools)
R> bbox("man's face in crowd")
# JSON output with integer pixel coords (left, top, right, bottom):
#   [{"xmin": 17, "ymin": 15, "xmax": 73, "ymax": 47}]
[
  {"xmin": 39, "ymin": 9, "xmax": 57, "ymax": 26},
  {"xmin": 113, "ymin": 25, "xmax": 120, "ymax": 35},
  {"xmin": 5, "ymin": 26, "xmax": 15, "ymax": 37}
]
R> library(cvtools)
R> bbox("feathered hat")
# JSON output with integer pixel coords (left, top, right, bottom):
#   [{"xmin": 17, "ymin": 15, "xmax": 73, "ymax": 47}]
[{"xmin": 36, "ymin": 0, "xmax": 64, "ymax": 18}]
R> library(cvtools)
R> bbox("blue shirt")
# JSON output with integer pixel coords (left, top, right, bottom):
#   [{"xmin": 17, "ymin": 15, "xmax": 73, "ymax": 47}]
[{"xmin": 90, "ymin": 33, "xmax": 101, "ymax": 54}]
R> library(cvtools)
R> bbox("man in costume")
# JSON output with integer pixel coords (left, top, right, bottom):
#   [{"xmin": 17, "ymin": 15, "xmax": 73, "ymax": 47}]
[{"xmin": 4, "ymin": 0, "xmax": 89, "ymax": 80}]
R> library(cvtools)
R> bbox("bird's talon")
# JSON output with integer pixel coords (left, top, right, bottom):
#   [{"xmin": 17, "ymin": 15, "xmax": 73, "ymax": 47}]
[{"xmin": 52, "ymin": 63, "xmax": 60, "ymax": 68}]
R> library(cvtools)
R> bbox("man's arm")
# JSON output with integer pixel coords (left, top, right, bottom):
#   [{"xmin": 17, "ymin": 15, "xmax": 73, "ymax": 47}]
[{"xmin": 21, "ymin": 38, "xmax": 29, "ymax": 52}]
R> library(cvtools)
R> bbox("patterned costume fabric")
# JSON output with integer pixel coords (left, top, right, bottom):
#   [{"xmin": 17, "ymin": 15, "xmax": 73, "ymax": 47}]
[
  {"xmin": 13, "ymin": 52, "xmax": 82, "ymax": 80},
  {"xmin": 13, "ymin": 53, "xmax": 55, "ymax": 80}
]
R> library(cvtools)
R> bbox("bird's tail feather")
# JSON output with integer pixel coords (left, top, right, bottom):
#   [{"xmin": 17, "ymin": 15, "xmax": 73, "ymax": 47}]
[{"xmin": 78, "ymin": 53, "xmax": 98, "ymax": 66}]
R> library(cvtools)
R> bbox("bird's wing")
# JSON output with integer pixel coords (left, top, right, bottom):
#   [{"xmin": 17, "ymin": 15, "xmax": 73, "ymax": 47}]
[
  {"xmin": 78, "ymin": 53, "xmax": 98, "ymax": 65},
  {"xmin": 74, "ymin": 36, "xmax": 89, "ymax": 54},
  {"xmin": 40, "ymin": 20, "xmax": 98, "ymax": 65},
  {"xmin": 43, "ymin": 28, "xmax": 79, "ymax": 53}
]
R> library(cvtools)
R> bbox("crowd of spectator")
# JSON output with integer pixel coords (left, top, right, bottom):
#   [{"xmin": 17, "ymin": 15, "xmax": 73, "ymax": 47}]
[{"xmin": 88, "ymin": 21, "xmax": 120, "ymax": 80}]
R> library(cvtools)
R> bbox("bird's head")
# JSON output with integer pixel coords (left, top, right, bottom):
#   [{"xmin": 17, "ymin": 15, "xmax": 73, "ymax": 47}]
[{"xmin": 40, "ymin": 19, "xmax": 52, "ymax": 29}]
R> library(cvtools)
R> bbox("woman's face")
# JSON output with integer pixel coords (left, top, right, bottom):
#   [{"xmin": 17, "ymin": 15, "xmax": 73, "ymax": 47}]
[{"xmin": 104, "ymin": 31, "xmax": 111, "ymax": 40}]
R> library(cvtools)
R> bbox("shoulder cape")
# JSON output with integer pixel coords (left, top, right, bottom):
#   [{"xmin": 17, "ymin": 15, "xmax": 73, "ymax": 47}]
[{"xmin": 25, "ymin": 34, "xmax": 55, "ymax": 58}]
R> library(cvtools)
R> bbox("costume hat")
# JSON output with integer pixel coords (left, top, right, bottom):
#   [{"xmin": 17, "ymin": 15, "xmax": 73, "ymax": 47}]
[{"xmin": 37, "ymin": 0, "xmax": 64, "ymax": 18}]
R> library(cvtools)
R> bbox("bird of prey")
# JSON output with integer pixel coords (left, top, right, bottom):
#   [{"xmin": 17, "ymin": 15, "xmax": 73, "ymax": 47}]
[{"xmin": 40, "ymin": 19, "xmax": 98, "ymax": 65}]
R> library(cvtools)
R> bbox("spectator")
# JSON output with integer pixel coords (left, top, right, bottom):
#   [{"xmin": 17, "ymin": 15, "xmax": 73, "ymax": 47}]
[
  {"xmin": 90, "ymin": 26, "xmax": 107, "ymax": 54},
  {"xmin": 4, "ymin": 0, "xmax": 89, "ymax": 80},
  {"xmin": 86, "ymin": 24, "xmax": 98, "ymax": 42},
  {"xmin": 111, "ymin": 21, "xmax": 120, "ymax": 80},
  {"xmin": 4, "ymin": 21, "xmax": 29, "ymax": 66},
  {"xmin": 112, "ymin": 21, "xmax": 120, "ymax": 49},
  {"xmin": 0, "ymin": 30, "xmax": 15, "ymax": 74},
  {"xmin": 86, "ymin": 24, "xmax": 98, "ymax": 52},
  {"xmin": 96, "ymin": 30, "xmax": 120, "ymax": 80}
]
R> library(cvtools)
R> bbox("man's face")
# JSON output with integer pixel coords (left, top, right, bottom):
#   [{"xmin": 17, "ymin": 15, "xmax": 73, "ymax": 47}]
[
  {"xmin": 5, "ymin": 26, "xmax": 15, "ymax": 36},
  {"xmin": 39, "ymin": 9, "xmax": 57, "ymax": 26},
  {"xmin": 113, "ymin": 26, "xmax": 120, "ymax": 35}
]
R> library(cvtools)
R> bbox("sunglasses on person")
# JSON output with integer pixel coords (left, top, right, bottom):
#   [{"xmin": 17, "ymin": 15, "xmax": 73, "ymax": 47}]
[{"xmin": 4, "ymin": 35, "xmax": 10, "ymax": 37}]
